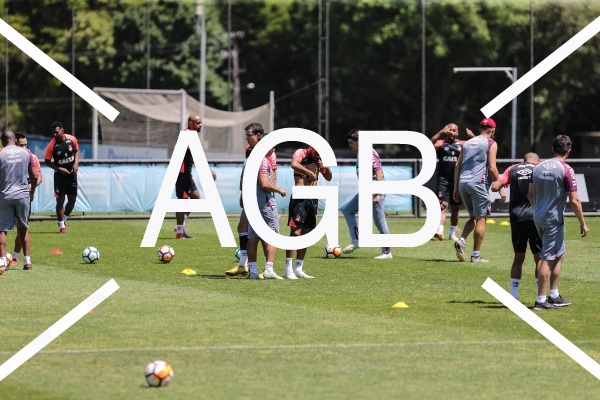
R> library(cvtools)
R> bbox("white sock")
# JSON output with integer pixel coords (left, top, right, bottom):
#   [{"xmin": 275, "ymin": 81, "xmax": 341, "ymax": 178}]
[
  {"xmin": 240, "ymin": 250, "xmax": 247, "ymax": 257},
  {"xmin": 460, "ymin": 237, "xmax": 466, "ymax": 244},
  {"xmin": 176, "ymin": 225, "xmax": 184, "ymax": 234},
  {"xmin": 472, "ymin": 251, "xmax": 480, "ymax": 258},
  {"xmin": 294, "ymin": 259, "xmax": 304, "ymax": 273},
  {"xmin": 24, "ymin": 256, "xmax": 31, "ymax": 265},
  {"xmin": 550, "ymin": 289, "xmax": 559, "ymax": 299},
  {"xmin": 285, "ymin": 258, "xmax": 293, "ymax": 274},
  {"xmin": 450, "ymin": 226, "xmax": 457, "ymax": 236},
  {"xmin": 238, "ymin": 255, "xmax": 248, "ymax": 267},
  {"xmin": 64, "ymin": 215, "xmax": 69, "ymax": 223},
  {"xmin": 536, "ymin": 295, "xmax": 546, "ymax": 303},
  {"xmin": 265, "ymin": 262, "xmax": 274, "ymax": 271},
  {"xmin": 0, "ymin": 256, "xmax": 6, "ymax": 267},
  {"xmin": 438, "ymin": 225, "xmax": 444, "ymax": 233},
  {"xmin": 510, "ymin": 278, "xmax": 520, "ymax": 299},
  {"xmin": 183, "ymin": 215, "xmax": 188, "ymax": 226},
  {"xmin": 248, "ymin": 262, "xmax": 258, "ymax": 275},
  {"xmin": 12, "ymin": 252, "xmax": 18, "ymax": 261},
  {"xmin": 58, "ymin": 221, "xmax": 65, "ymax": 228}
]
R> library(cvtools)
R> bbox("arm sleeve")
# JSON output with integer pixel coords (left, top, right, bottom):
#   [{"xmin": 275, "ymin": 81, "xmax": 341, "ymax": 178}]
[
  {"xmin": 563, "ymin": 164, "xmax": 577, "ymax": 192},
  {"xmin": 44, "ymin": 139, "xmax": 55, "ymax": 161},
  {"xmin": 270, "ymin": 151, "xmax": 277, "ymax": 170},
  {"xmin": 258, "ymin": 158, "xmax": 270, "ymax": 175},
  {"xmin": 499, "ymin": 164, "xmax": 514, "ymax": 187},
  {"xmin": 372, "ymin": 151, "xmax": 382, "ymax": 172},
  {"xmin": 434, "ymin": 140, "xmax": 444, "ymax": 150}
]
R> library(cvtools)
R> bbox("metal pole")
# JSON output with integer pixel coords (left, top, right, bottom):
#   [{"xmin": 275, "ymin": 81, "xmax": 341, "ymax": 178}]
[
  {"xmin": 269, "ymin": 91, "xmax": 275, "ymax": 132},
  {"xmin": 511, "ymin": 68, "xmax": 517, "ymax": 159},
  {"xmin": 318, "ymin": 0, "xmax": 322, "ymax": 136},
  {"xmin": 92, "ymin": 107, "xmax": 98, "ymax": 160},
  {"xmin": 200, "ymin": 0, "xmax": 206, "ymax": 118},
  {"xmin": 180, "ymin": 89, "xmax": 186, "ymax": 131},
  {"xmin": 227, "ymin": 0, "xmax": 231, "ymax": 111},
  {"xmin": 530, "ymin": 0, "xmax": 534, "ymax": 149},
  {"xmin": 4, "ymin": 8, "xmax": 7, "ymax": 129},
  {"xmin": 146, "ymin": 2, "xmax": 151, "ymax": 89},
  {"xmin": 71, "ymin": 6, "xmax": 75, "ymax": 135},
  {"xmin": 325, "ymin": 0, "xmax": 329, "ymax": 141},
  {"xmin": 421, "ymin": 0, "xmax": 426, "ymax": 135}
]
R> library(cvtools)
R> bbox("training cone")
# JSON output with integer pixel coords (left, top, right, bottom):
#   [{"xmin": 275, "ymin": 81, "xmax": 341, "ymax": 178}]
[
  {"xmin": 486, "ymin": 219, "xmax": 496, "ymax": 224},
  {"xmin": 500, "ymin": 221, "xmax": 510, "ymax": 226},
  {"xmin": 50, "ymin": 249, "xmax": 63, "ymax": 255},
  {"xmin": 180, "ymin": 268, "xmax": 197, "ymax": 275},
  {"xmin": 392, "ymin": 302, "xmax": 408, "ymax": 308}
]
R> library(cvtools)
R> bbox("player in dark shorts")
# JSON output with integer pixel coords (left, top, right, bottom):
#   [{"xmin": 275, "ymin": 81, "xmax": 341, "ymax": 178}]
[
  {"xmin": 430, "ymin": 123, "xmax": 474, "ymax": 241},
  {"xmin": 285, "ymin": 146, "xmax": 332, "ymax": 279},
  {"xmin": 44, "ymin": 121, "xmax": 79, "ymax": 234},
  {"xmin": 492, "ymin": 153, "xmax": 540, "ymax": 300}
]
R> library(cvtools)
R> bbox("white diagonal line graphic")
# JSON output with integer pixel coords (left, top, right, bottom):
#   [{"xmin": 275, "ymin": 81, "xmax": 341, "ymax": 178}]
[
  {"xmin": 0, "ymin": 18, "xmax": 119, "ymax": 121},
  {"xmin": 482, "ymin": 278, "xmax": 600, "ymax": 380},
  {"xmin": 481, "ymin": 16, "xmax": 600, "ymax": 117},
  {"xmin": 0, "ymin": 279, "xmax": 120, "ymax": 382}
]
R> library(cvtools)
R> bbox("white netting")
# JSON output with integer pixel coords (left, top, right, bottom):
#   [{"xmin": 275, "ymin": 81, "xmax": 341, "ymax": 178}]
[{"xmin": 95, "ymin": 89, "xmax": 272, "ymax": 160}]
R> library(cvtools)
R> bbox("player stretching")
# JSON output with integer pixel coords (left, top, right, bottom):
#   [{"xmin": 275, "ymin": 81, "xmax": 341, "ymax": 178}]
[
  {"xmin": 243, "ymin": 131, "xmax": 287, "ymax": 280},
  {"xmin": 342, "ymin": 129, "xmax": 392, "ymax": 259},
  {"xmin": 529, "ymin": 135, "xmax": 588, "ymax": 310},
  {"xmin": 44, "ymin": 121, "xmax": 79, "ymax": 234},
  {"xmin": 491, "ymin": 153, "xmax": 539, "ymax": 300},
  {"xmin": 453, "ymin": 118, "xmax": 499, "ymax": 262},
  {"xmin": 226, "ymin": 122, "xmax": 277, "ymax": 276},
  {"xmin": 175, "ymin": 114, "xmax": 217, "ymax": 240},
  {"xmin": 285, "ymin": 146, "xmax": 332, "ymax": 279},
  {"xmin": 431, "ymin": 124, "xmax": 474, "ymax": 241},
  {"xmin": 11, "ymin": 132, "xmax": 42, "ymax": 267}
]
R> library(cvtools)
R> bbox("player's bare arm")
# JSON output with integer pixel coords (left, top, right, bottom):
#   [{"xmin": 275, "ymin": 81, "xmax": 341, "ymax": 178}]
[
  {"xmin": 258, "ymin": 174, "xmax": 286, "ymax": 197},
  {"xmin": 211, "ymin": 169, "xmax": 217, "ymax": 180},
  {"xmin": 72, "ymin": 151, "xmax": 79, "ymax": 174},
  {"xmin": 466, "ymin": 128, "xmax": 475, "ymax": 138},
  {"xmin": 291, "ymin": 157, "xmax": 318, "ymax": 185},
  {"xmin": 568, "ymin": 191, "xmax": 588, "ymax": 237},
  {"xmin": 430, "ymin": 125, "xmax": 449, "ymax": 145},
  {"xmin": 316, "ymin": 158, "xmax": 333, "ymax": 181},
  {"xmin": 487, "ymin": 142, "xmax": 499, "ymax": 182},
  {"xmin": 28, "ymin": 164, "xmax": 40, "ymax": 201},
  {"xmin": 45, "ymin": 159, "xmax": 70, "ymax": 176},
  {"xmin": 453, "ymin": 152, "xmax": 463, "ymax": 202}
]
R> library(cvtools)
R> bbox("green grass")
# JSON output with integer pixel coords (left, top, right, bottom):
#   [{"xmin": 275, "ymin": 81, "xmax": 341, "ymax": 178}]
[{"xmin": 1, "ymin": 216, "xmax": 600, "ymax": 399}]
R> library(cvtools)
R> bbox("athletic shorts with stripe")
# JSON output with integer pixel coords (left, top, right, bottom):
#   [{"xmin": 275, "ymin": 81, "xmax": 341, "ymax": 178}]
[
  {"xmin": 248, "ymin": 202, "xmax": 280, "ymax": 239},
  {"xmin": 288, "ymin": 198, "xmax": 318, "ymax": 229}
]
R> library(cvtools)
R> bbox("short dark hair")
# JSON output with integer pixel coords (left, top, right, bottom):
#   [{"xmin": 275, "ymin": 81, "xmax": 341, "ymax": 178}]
[
  {"xmin": 51, "ymin": 121, "xmax": 63, "ymax": 131},
  {"xmin": 245, "ymin": 122, "xmax": 264, "ymax": 136},
  {"xmin": 15, "ymin": 131, "xmax": 25, "ymax": 140},
  {"xmin": 346, "ymin": 129, "xmax": 359, "ymax": 142},
  {"xmin": 552, "ymin": 135, "xmax": 571, "ymax": 156}
]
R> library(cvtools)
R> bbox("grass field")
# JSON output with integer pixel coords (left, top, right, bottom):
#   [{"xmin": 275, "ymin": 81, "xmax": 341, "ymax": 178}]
[{"xmin": 1, "ymin": 216, "xmax": 600, "ymax": 399}]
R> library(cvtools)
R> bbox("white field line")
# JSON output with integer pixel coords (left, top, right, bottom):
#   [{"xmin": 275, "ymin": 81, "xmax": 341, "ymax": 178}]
[
  {"xmin": 481, "ymin": 16, "xmax": 600, "ymax": 117},
  {"xmin": 2, "ymin": 339, "xmax": 600, "ymax": 356},
  {"xmin": 482, "ymin": 278, "xmax": 600, "ymax": 381},
  {"xmin": 0, "ymin": 19, "xmax": 119, "ymax": 121},
  {"xmin": 0, "ymin": 279, "xmax": 119, "ymax": 382}
]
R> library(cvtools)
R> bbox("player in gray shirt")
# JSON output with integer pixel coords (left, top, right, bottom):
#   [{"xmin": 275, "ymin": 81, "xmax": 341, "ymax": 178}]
[
  {"xmin": 452, "ymin": 117, "xmax": 499, "ymax": 263},
  {"xmin": 0, "ymin": 130, "xmax": 40, "ymax": 272},
  {"xmin": 528, "ymin": 135, "xmax": 588, "ymax": 310}
]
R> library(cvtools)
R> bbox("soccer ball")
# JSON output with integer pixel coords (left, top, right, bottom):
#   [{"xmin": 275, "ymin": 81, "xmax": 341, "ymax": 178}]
[
  {"xmin": 145, "ymin": 360, "xmax": 173, "ymax": 387},
  {"xmin": 82, "ymin": 247, "xmax": 100, "ymax": 264},
  {"xmin": 4, "ymin": 253, "xmax": 13, "ymax": 265},
  {"xmin": 157, "ymin": 245, "xmax": 175, "ymax": 263},
  {"xmin": 234, "ymin": 248, "xmax": 241, "ymax": 261},
  {"xmin": 324, "ymin": 244, "xmax": 341, "ymax": 259}
]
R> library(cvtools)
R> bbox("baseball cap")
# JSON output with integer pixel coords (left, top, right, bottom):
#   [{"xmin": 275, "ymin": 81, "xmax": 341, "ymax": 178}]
[{"xmin": 480, "ymin": 117, "xmax": 496, "ymax": 128}]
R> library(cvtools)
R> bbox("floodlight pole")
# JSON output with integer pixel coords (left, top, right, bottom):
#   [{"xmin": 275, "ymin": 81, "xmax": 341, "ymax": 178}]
[{"xmin": 453, "ymin": 67, "xmax": 518, "ymax": 159}]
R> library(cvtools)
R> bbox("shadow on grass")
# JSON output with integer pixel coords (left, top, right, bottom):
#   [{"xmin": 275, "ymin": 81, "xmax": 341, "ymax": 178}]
[
  {"xmin": 194, "ymin": 274, "xmax": 231, "ymax": 280},
  {"xmin": 423, "ymin": 259, "xmax": 458, "ymax": 263},
  {"xmin": 447, "ymin": 300, "xmax": 501, "ymax": 305}
]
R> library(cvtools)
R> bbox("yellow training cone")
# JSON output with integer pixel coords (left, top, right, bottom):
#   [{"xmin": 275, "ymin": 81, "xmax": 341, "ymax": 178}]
[
  {"xmin": 486, "ymin": 219, "xmax": 496, "ymax": 224},
  {"xmin": 392, "ymin": 302, "xmax": 408, "ymax": 308},
  {"xmin": 500, "ymin": 221, "xmax": 510, "ymax": 226},
  {"xmin": 180, "ymin": 268, "xmax": 197, "ymax": 275}
]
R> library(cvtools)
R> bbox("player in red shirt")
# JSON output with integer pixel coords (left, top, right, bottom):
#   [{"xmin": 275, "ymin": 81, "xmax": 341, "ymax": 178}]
[
  {"xmin": 11, "ymin": 132, "xmax": 42, "ymax": 266},
  {"xmin": 44, "ymin": 121, "xmax": 79, "ymax": 234}
]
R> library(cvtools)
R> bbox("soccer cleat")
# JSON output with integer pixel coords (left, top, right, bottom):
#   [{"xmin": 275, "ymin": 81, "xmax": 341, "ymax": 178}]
[
  {"xmin": 434, "ymin": 232, "xmax": 445, "ymax": 241},
  {"xmin": 294, "ymin": 270, "xmax": 314, "ymax": 279},
  {"xmin": 284, "ymin": 272, "xmax": 298, "ymax": 280},
  {"xmin": 547, "ymin": 295, "xmax": 571, "ymax": 307},
  {"xmin": 449, "ymin": 234, "xmax": 459, "ymax": 242},
  {"xmin": 182, "ymin": 232, "xmax": 194, "ymax": 240},
  {"xmin": 225, "ymin": 265, "xmax": 249, "ymax": 276},
  {"xmin": 533, "ymin": 301, "xmax": 558, "ymax": 310},
  {"xmin": 23, "ymin": 264, "xmax": 32, "ymax": 271},
  {"xmin": 175, "ymin": 232, "xmax": 185, "ymax": 239},
  {"xmin": 263, "ymin": 269, "xmax": 284, "ymax": 280},
  {"xmin": 454, "ymin": 240, "xmax": 466, "ymax": 262},
  {"xmin": 249, "ymin": 271, "xmax": 263, "ymax": 280},
  {"xmin": 342, "ymin": 243, "xmax": 358, "ymax": 254},
  {"xmin": 374, "ymin": 253, "xmax": 393, "ymax": 259},
  {"xmin": 470, "ymin": 255, "xmax": 489, "ymax": 263}
]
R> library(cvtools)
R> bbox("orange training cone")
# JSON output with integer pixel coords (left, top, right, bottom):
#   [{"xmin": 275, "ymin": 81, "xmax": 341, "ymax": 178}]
[{"xmin": 50, "ymin": 249, "xmax": 63, "ymax": 255}]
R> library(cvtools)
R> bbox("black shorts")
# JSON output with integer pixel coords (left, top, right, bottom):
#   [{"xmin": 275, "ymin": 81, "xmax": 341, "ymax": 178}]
[
  {"xmin": 437, "ymin": 179, "xmax": 460, "ymax": 206},
  {"xmin": 175, "ymin": 177, "xmax": 198, "ymax": 199},
  {"xmin": 288, "ymin": 198, "xmax": 318, "ymax": 229},
  {"xmin": 54, "ymin": 173, "xmax": 78, "ymax": 198},
  {"xmin": 511, "ymin": 218, "xmax": 542, "ymax": 254}
]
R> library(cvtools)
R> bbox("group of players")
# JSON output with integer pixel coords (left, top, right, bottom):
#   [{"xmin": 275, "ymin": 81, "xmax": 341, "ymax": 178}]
[
  {"xmin": 0, "ymin": 122, "xmax": 80, "ymax": 272},
  {"xmin": 432, "ymin": 117, "xmax": 588, "ymax": 310}
]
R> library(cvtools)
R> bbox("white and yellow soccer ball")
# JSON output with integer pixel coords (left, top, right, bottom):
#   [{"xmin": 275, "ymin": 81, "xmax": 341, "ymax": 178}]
[
  {"xmin": 145, "ymin": 360, "xmax": 174, "ymax": 387},
  {"xmin": 324, "ymin": 244, "xmax": 341, "ymax": 259},
  {"xmin": 82, "ymin": 247, "xmax": 100, "ymax": 264},
  {"xmin": 157, "ymin": 245, "xmax": 175, "ymax": 263}
]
